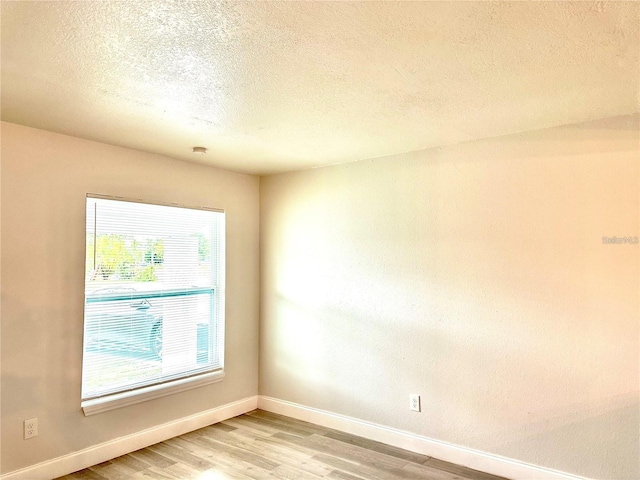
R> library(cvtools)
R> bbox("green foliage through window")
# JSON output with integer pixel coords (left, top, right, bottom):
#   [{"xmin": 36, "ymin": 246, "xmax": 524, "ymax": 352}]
[{"xmin": 88, "ymin": 235, "xmax": 163, "ymax": 282}]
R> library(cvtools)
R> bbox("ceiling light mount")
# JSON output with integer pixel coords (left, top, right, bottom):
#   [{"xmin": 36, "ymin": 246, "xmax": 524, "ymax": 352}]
[{"xmin": 192, "ymin": 146, "xmax": 207, "ymax": 155}]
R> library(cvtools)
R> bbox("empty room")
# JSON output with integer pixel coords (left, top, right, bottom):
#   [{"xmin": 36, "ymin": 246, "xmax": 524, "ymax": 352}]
[{"xmin": 1, "ymin": 1, "xmax": 638, "ymax": 480}]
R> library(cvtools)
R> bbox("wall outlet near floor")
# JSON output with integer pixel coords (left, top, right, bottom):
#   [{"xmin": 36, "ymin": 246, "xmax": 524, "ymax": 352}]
[
  {"xmin": 24, "ymin": 418, "xmax": 38, "ymax": 439},
  {"xmin": 410, "ymin": 394, "xmax": 421, "ymax": 412}
]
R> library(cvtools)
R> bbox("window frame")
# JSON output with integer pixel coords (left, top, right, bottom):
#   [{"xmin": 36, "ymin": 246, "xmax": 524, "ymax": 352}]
[{"xmin": 80, "ymin": 194, "xmax": 226, "ymax": 416}]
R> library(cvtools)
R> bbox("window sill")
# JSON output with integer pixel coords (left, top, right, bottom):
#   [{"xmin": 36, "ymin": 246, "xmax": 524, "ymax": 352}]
[{"xmin": 81, "ymin": 370, "xmax": 225, "ymax": 416}]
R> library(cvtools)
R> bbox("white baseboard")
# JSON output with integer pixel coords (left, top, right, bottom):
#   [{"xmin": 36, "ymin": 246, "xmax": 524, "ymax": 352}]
[
  {"xmin": 2, "ymin": 395, "xmax": 591, "ymax": 480},
  {"xmin": 1, "ymin": 395, "xmax": 258, "ymax": 480},
  {"xmin": 257, "ymin": 396, "xmax": 590, "ymax": 480}
]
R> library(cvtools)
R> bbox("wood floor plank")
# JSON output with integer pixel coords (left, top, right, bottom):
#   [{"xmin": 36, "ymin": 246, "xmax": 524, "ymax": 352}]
[
  {"xmin": 272, "ymin": 431, "xmax": 428, "ymax": 480},
  {"xmin": 57, "ymin": 469, "xmax": 109, "ymax": 480},
  {"xmin": 323, "ymin": 430, "xmax": 432, "ymax": 465},
  {"xmin": 88, "ymin": 460, "xmax": 139, "ymax": 480},
  {"xmin": 222, "ymin": 417, "xmax": 283, "ymax": 438},
  {"xmin": 156, "ymin": 442, "xmax": 271, "ymax": 480},
  {"xmin": 250, "ymin": 410, "xmax": 341, "ymax": 437},
  {"xmin": 194, "ymin": 423, "xmax": 279, "ymax": 451},
  {"xmin": 197, "ymin": 426, "xmax": 320, "ymax": 471},
  {"xmin": 170, "ymin": 435, "xmax": 230, "ymax": 464},
  {"xmin": 203, "ymin": 422, "xmax": 238, "ymax": 433},
  {"xmin": 131, "ymin": 465, "xmax": 177, "ymax": 479},
  {"xmin": 161, "ymin": 462, "xmax": 204, "ymax": 480},
  {"xmin": 309, "ymin": 452, "xmax": 405, "ymax": 480},
  {"xmin": 300, "ymin": 433, "xmax": 410, "ymax": 470},
  {"xmin": 319, "ymin": 450, "xmax": 451, "ymax": 480},
  {"xmin": 254, "ymin": 432, "xmax": 328, "ymax": 459},
  {"xmin": 54, "ymin": 410, "xmax": 509, "ymax": 480},
  {"xmin": 149, "ymin": 440, "xmax": 216, "ymax": 471},
  {"xmin": 243, "ymin": 411, "xmax": 332, "ymax": 437},
  {"xmin": 271, "ymin": 463, "xmax": 326, "ymax": 480},
  {"xmin": 191, "ymin": 433, "xmax": 282, "ymax": 473},
  {"xmin": 326, "ymin": 470, "xmax": 368, "ymax": 480},
  {"xmin": 401, "ymin": 461, "xmax": 467, "ymax": 480},
  {"xmin": 424, "ymin": 458, "xmax": 510, "ymax": 480},
  {"xmin": 128, "ymin": 447, "xmax": 177, "ymax": 469},
  {"xmin": 254, "ymin": 441, "xmax": 333, "ymax": 477},
  {"xmin": 117, "ymin": 453, "xmax": 154, "ymax": 472}
]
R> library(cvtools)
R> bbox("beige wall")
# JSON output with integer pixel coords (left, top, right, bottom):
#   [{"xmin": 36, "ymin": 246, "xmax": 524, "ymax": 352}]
[
  {"xmin": 0, "ymin": 122, "xmax": 260, "ymax": 473},
  {"xmin": 260, "ymin": 116, "xmax": 640, "ymax": 480},
  {"xmin": 2, "ymin": 116, "xmax": 638, "ymax": 478}
]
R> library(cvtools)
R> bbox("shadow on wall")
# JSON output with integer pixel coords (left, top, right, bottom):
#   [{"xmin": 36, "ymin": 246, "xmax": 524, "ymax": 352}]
[
  {"xmin": 270, "ymin": 281, "xmax": 640, "ymax": 479},
  {"xmin": 0, "ymin": 292, "xmax": 84, "ymax": 470},
  {"xmin": 567, "ymin": 114, "xmax": 640, "ymax": 132},
  {"xmin": 496, "ymin": 394, "xmax": 639, "ymax": 480},
  {"xmin": 260, "ymin": 112, "xmax": 640, "ymax": 480}
]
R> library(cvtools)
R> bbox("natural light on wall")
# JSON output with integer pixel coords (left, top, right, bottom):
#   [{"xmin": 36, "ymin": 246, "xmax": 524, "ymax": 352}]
[{"xmin": 81, "ymin": 195, "xmax": 225, "ymax": 414}]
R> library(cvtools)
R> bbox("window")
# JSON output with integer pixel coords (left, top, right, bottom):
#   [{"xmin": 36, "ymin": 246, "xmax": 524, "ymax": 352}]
[{"xmin": 81, "ymin": 195, "xmax": 225, "ymax": 415}]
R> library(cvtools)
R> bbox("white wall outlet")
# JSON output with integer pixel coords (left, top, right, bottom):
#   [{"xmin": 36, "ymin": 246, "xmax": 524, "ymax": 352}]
[
  {"xmin": 24, "ymin": 418, "xmax": 38, "ymax": 439},
  {"xmin": 410, "ymin": 394, "xmax": 421, "ymax": 412}
]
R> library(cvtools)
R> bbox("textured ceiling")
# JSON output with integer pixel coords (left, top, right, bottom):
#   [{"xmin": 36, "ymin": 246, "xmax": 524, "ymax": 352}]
[{"xmin": 1, "ymin": 1, "xmax": 639, "ymax": 175}]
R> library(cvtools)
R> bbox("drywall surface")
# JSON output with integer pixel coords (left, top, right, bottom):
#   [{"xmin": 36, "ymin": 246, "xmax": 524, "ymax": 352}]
[
  {"xmin": 260, "ymin": 115, "xmax": 640, "ymax": 479},
  {"xmin": 0, "ymin": 122, "xmax": 260, "ymax": 474}
]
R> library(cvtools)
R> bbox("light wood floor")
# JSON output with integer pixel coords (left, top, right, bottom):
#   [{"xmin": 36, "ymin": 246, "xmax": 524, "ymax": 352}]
[{"xmin": 56, "ymin": 410, "xmax": 508, "ymax": 480}]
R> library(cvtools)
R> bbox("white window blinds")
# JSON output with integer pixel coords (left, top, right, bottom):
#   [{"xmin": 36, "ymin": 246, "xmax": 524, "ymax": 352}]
[{"xmin": 81, "ymin": 196, "xmax": 225, "ymax": 401}]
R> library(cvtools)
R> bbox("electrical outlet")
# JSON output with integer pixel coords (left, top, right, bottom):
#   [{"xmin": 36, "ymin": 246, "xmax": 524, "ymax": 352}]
[
  {"xmin": 24, "ymin": 418, "xmax": 38, "ymax": 439},
  {"xmin": 410, "ymin": 394, "xmax": 421, "ymax": 412}
]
